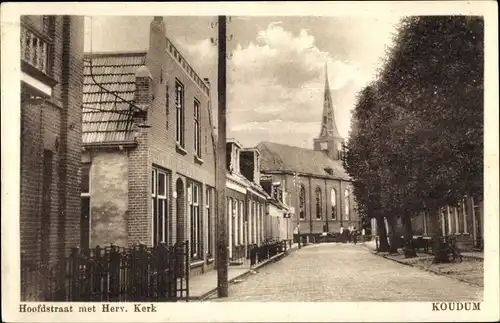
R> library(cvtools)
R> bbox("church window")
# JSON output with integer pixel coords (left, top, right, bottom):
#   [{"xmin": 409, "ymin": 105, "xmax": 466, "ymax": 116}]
[
  {"xmin": 315, "ymin": 187, "xmax": 322, "ymax": 220},
  {"xmin": 299, "ymin": 184, "xmax": 306, "ymax": 220}
]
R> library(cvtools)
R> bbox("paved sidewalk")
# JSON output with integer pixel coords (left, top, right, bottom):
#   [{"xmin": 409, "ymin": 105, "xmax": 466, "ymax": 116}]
[
  {"xmin": 188, "ymin": 244, "xmax": 300, "ymax": 300},
  {"xmin": 363, "ymin": 239, "xmax": 484, "ymax": 259},
  {"xmin": 362, "ymin": 240, "xmax": 484, "ymax": 287}
]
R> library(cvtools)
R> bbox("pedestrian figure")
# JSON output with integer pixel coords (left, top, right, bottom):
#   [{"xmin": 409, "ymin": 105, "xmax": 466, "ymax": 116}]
[{"xmin": 352, "ymin": 227, "xmax": 358, "ymax": 244}]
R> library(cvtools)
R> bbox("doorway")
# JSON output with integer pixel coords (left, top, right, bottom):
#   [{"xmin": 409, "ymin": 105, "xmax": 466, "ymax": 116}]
[{"xmin": 176, "ymin": 178, "xmax": 185, "ymax": 243}]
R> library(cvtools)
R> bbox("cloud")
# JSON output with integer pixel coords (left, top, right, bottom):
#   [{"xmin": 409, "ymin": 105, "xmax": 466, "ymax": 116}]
[{"xmin": 228, "ymin": 22, "xmax": 371, "ymax": 148}]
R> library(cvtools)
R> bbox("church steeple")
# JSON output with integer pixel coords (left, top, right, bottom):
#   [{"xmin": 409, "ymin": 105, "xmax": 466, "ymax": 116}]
[
  {"xmin": 313, "ymin": 61, "xmax": 344, "ymax": 160},
  {"xmin": 319, "ymin": 62, "xmax": 341, "ymax": 138}
]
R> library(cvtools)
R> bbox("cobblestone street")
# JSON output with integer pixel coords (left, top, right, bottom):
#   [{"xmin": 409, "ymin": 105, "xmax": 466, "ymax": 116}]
[{"xmin": 208, "ymin": 243, "xmax": 483, "ymax": 302}]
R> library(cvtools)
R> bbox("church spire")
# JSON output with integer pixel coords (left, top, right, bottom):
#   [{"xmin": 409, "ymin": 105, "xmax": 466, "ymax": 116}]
[{"xmin": 318, "ymin": 61, "xmax": 341, "ymax": 138}]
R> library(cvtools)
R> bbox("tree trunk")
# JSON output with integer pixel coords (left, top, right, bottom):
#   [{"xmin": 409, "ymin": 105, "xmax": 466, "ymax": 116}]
[
  {"xmin": 402, "ymin": 214, "xmax": 417, "ymax": 258},
  {"xmin": 375, "ymin": 215, "xmax": 390, "ymax": 252},
  {"xmin": 387, "ymin": 215, "xmax": 399, "ymax": 254},
  {"xmin": 428, "ymin": 207, "xmax": 446, "ymax": 263}
]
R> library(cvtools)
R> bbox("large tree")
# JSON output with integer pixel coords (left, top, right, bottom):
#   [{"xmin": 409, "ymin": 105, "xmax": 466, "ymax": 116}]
[
  {"xmin": 343, "ymin": 85, "xmax": 392, "ymax": 252},
  {"xmin": 375, "ymin": 16, "xmax": 484, "ymax": 259}
]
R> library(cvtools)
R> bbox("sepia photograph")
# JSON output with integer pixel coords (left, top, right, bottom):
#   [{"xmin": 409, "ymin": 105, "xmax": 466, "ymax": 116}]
[{"xmin": 2, "ymin": 1, "xmax": 499, "ymax": 322}]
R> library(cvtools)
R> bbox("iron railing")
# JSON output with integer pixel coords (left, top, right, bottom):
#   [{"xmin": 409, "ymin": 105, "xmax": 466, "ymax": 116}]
[
  {"xmin": 21, "ymin": 241, "xmax": 190, "ymax": 302},
  {"xmin": 230, "ymin": 245, "xmax": 246, "ymax": 265},
  {"xmin": 249, "ymin": 240, "xmax": 287, "ymax": 266}
]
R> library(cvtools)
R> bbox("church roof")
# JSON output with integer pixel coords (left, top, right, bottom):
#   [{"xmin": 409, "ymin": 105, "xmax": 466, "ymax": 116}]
[{"xmin": 256, "ymin": 141, "xmax": 351, "ymax": 181}]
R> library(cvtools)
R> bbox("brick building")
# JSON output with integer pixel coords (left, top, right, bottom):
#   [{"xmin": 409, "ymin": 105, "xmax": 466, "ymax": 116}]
[
  {"xmin": 256, "ymin": 63, "xmax": 358, "ymax": 243},
  {"xmin": 81, "ymin": 17, "xmax": 216, "ymax": 276},
  {"xmin": 20, "ymin": 15, "xmax": 84, "ymax": 268}
]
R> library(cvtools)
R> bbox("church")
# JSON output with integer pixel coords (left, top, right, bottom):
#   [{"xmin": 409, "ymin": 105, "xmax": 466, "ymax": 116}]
[{"xmin": 257, "ymin": 63, "xmax": 359, "ymax": 243}]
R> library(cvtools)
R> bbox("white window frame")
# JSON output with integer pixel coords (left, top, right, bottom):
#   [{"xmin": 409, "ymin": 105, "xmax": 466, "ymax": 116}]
[
  {"xmin": 175, "ymin": 80, "xmax": 185, "ymax": 147},
  {"xmin": 194, "ymin": 99, "xmax": 201, "ymax": 157},
  {"xmin": 152, "ymin": 169, "xmax": 168, "ymax": 246},
  {"xmin": 206, "ymin": 187, "xmax": 213, "ymax": 257},
  {"xmin": 234, "ymin": 199, "xmax": 239, "ymax": 246},
  {"xmin": 190, "ymin": 182, "xmax": 201, "ymax": 258},
  {"xmin": 239, "ymin": 200, "xmax": 244, "ymax": 245},
  {"xmin": 462, "ymin": 199, "xmax": 468, "ymax": 234}
]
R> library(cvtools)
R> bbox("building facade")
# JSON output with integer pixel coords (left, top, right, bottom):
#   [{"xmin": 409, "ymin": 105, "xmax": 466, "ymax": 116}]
[
  {"xmin": 256, "ymin": 63, "xmax": 358, "ymax": 243},
  {"xmin": 260, "ymin": 176, "xmax": 293, "ymax": 243},
  {"xmin": 225, "ymin": 139, "xmax": 269, "ymax": 264},
  {"xmin": 371, "ymin": 196, "xmax": 484, "ymax": 251},
  {"xmin": 81, "ymin": 17, "xmax": 216, "ymax": 276},
  {"xmin": 20, "ymin": 15, "xmax": 85, "ymax": 269}
]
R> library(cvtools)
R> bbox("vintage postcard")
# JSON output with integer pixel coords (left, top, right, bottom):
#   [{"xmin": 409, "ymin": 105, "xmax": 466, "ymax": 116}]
[{"xmin": 1, "ymin": 1, "xmax": 499, "ymax": 322}]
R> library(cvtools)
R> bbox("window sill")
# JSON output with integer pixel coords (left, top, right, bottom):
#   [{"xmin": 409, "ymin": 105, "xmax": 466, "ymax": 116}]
[
  {"xmin": 176, "ymin": 143, "xmax": 187, "ymax": 155},
  {"xmin": 190, "ymin": 259, "xmax": 204, "ymax": 269},
  {"xmin": 194, "ymin": 155, "xmax": 204, "ymax": 165}
]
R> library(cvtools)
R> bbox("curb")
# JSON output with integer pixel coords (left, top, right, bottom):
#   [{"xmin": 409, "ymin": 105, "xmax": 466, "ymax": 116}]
[
  {"xmin": 363, "ymin": 243, "xmax": 483, "ymax": 288},
  {"xmin": 197, "ymin": 247, "xmax": 300, "ymax": 301}
]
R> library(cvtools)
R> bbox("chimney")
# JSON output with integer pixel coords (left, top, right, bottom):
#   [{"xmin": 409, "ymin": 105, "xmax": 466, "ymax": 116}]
[
  {"xmin": 147, "ymin": 16, "xmax": 166, "ymax": 88},
  {"xmin": 135, "ymin": 65, "xmax": 153, "ymax": 111}
]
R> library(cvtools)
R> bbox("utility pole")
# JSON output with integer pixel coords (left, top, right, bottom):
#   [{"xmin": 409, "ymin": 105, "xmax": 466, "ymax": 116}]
[
  {"xmin": 294, "ymin": 172, "xmax": 301, "ymax": 249},
  {"xmin": 216, "ymin": 15, "xmax": 228, "ymax": 298}
]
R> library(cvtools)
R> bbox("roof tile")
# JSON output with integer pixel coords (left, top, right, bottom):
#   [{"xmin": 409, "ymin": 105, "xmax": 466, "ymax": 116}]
[{"xmin": 82, "ymin": 52, "xmax": 146, "ymax": 145}]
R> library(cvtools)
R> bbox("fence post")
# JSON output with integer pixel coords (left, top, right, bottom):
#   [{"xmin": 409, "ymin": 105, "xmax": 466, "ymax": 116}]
[
  {"xmin": 108, "ymin": 245, "xmax": 120, "ymax": 301},
  {"xmin": 185, "ymin": 241, "xmax": 190, "ymax": 301}
]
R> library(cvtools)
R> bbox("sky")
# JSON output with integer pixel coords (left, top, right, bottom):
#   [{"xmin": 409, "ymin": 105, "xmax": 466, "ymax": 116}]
[{"xmin": 84, "ymin": 15, "xmax": 402, "ymax": 149}]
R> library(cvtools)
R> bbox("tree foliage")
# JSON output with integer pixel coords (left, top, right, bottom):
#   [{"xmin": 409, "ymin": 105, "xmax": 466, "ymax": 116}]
[{"xmin": 343, "ymin": 16, "xmax": 484, "ymax": 257}]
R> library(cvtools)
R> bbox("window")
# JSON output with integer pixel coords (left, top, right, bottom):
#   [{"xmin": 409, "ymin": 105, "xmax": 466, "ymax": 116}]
[
  {"xmin": 320, "ymin": 142, "xmax": 327, "ymax": 150},
  {"xmin": 239, "ymin": 200, "xmax": 244, "ymax": 245},
  {"xmin": 189, "ymin": 182, "xmax": 201, "ymax": 258},
  {"xmin": 315, "ymin": 187, "xmax": 322, "ymax": 220},
  {"xmin": 299, "ymin": 184, "xmax": 306, "ymax": 220},
  {"xmin": 175, "ymin": 80, "xmax": 185, "ymax": 147},
  {"xmin": 241, "ymin": 200, "xmax": 246, "ymax": 245},
  {"xmin": 234, "ymin": 199, "xmax": 239, "ymax": 245},
  {"xmin": 344, "ymin": 187, "xmax": 350, "ymax": 220},
  {"xmin": 165, "ymin": 85, "xmax": 170, "ymax": 130},
  {"xmin": 462, "ymin": 199, "xmax": 468, "ymax": 234},
  {"xmin": 152, "ymin": 168, "xmax": 169, "ymax": 246},
  {"xmin": 80, "ymin": 163, "xmax": 91, "ymax": 250},
  {"xmin": 331, "ymin": 188, "xmax": 337, "ymax": 220},
  {"xmin": 194, "ymin": 100, "xmax": 201, "ymax": 157},
  {"xmin": 230, "ymin": 198, "xmax": 236, "ymax": 250},
  {"xmin": 206, "ymin": 187, "xmax": 213, "ymax": 257}
]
